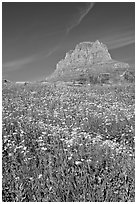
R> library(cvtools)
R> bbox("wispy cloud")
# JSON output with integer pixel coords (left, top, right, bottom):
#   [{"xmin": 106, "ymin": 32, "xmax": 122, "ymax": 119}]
[
  {"xmin": 101, "ymin": 30, "xmax": 134, "ymax": 50},
  {"xmin": 2, "ymin": 55, "xmax": 37, "ymax": 72},
  {"xmin": 2, "ymin": 46, "xmax": 60, "ymax": 72},
  {"xmin": 19, "ymin": 3, "xmax": 95, "ymax": 61},
  {"xmin": 66, "ymin": 3, "xmax": 95, "ymax": 34},
  {"xmin": 43, "ymin": 3, "xmax": 95, "ymax": 57},
  {"xmin": 44, "ymin": 46, "xmax": 60, "ymax": 58}
]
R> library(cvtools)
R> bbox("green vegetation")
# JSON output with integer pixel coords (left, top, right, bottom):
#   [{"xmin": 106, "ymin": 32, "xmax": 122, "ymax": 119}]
[{"xmin": 2, "ymin": 82, "xmax": 135, "ymax": 202}]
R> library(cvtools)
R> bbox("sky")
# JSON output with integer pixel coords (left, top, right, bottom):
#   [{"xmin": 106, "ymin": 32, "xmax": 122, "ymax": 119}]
[{"xmin": 2, "ymin": 2, "xmax": 135, "ymax": 82}]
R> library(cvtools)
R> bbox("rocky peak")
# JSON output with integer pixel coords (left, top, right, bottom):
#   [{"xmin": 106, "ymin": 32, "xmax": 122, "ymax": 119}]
[
  {"xmin": 47, "ymin": 40, "xmax": 129, "ymax": 82},
  {"xmin": 75, "ymin": 40, "xmax": 107, "ymax": 52},
  {"xmin": 56, "ymin": 40, "xmax": 111, "ymax": 71}
]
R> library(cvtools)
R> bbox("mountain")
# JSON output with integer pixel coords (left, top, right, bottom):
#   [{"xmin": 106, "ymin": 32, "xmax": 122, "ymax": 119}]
[{"xmin": 46, "ymin": 40, "xmax": 130, "ymax": 83}]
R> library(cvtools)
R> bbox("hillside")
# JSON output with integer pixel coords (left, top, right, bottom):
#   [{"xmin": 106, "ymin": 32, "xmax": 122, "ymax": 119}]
[{"xmin": 2, "ymin": 82, "xmax": 135, "ymax": 202}]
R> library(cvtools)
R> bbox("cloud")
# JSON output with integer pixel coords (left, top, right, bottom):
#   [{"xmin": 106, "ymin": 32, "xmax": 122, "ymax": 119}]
[
  {"xmin": 2, "ymin": 55, "xmax": 37, "ymax": 72},
  {"xmin": 41, "ymin": 3, "xmax": 95, "ymax": 58},
  {"xmin": 44, "ymin": 46, "xmax": 60, "ymax": 58},
  {"xmin": 3, "ymin": 46, "xmax": 60, "ymax": 73},
  {"xmin": 101, "ymin": 30, "xmax": 134, "ymax": 50},
  {"xmin": 66, "ymin": 3, "xmax": 95, "ymax": 34}
]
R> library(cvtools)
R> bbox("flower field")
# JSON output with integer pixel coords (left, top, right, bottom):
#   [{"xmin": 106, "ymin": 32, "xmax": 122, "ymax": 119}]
[{"xmin": 2, "ymin": 82, "xmax": 135, "ymax": 202}]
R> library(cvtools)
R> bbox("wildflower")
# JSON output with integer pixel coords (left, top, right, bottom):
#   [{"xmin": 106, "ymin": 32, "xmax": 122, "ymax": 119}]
[
  {"xmin": 38, "ymin": 174, "xmax": 42, "ymax": 179},
  {"xmin": 87, "ymin": 159, "xmax": 92, "ymax": 163},
  {"xmin": 23, "ymin": 146, "xmax": 27, "ymax": 150},
  {"xmin": 49, "ymin": 186, "xmax": 52, "ymax": 191},
  {"xmin": 92, "ymin": 135, "xmax": 103, "ymax": 144},
  {"xmin": 75, "ymin": 161, "xmax": 82, "ymax": 165},
  {"xmin": 41, "ymin": 147, "xmax": 47, "ymax": 151},
  {"xmin": 42, "ymin": 132, "xmax": 47, "ymax": 134},
  {"xmin": 15, "ymin": 177, "xmax": 20, "ymax": 180}
]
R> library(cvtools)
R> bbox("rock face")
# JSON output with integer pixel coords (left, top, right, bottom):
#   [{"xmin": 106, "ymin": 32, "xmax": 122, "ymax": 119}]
[
  {"xmin": 57, "ymin": 40, "xmax": 111, "ymax": 69},
  {"xmin": 120, "ymin": 70, "xmax": 135, "ymax": 82},
  {"xmin": 47, "ymin": 40, "xmax": 130, "ymax": 82}
]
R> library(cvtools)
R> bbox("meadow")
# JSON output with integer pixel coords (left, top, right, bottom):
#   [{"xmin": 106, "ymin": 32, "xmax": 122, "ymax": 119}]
[{"xmin": 2, "ymin": 81, "xmax": 135, "ymax": 202}]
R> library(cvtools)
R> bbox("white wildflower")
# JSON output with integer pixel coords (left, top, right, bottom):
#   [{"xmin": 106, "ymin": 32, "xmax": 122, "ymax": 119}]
[
  {"xmin": 23, "ymin": 146, "xmax": 27, "ymax": 151},
  {"xmin": 38, "ymin": 174, "xmax": 42, "ymax": 179},
  {"xmin": 75, "ymin": 161, "xmax": 82, "ymax": 165},
  {"xmin": 41, "ymin": 147, "xmax": 47, "ymax": 151}
]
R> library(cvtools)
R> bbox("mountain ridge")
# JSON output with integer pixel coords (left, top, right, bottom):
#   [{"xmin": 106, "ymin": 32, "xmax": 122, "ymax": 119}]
[{"xmin": 46, "ymin": 40, "xmax": 130, "ymax": 82}]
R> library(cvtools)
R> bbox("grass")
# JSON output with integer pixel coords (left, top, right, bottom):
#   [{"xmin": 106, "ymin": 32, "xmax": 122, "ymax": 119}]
[{"xmin": 2, "ymin": 81, "xmax": 135, "ymax": 202}]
